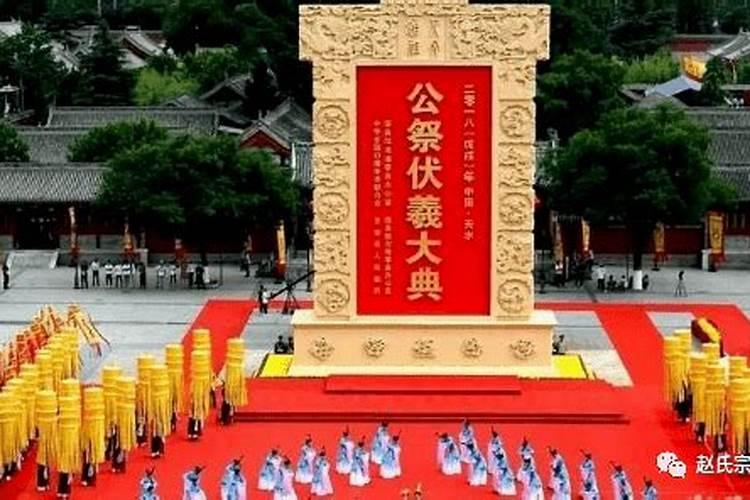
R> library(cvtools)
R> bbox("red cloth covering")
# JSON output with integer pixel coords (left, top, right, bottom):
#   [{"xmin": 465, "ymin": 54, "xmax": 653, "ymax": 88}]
[{"xmin": 691, "ymin": 317, "xmax": 724, "ymax": 356}]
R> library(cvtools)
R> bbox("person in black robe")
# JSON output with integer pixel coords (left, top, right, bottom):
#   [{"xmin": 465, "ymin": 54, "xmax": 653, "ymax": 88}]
[
  {"xmin": 137, "ymin": 418, "xmax": 148, "ymax": 447},
  {"xmin": 112, "ymin": 444, "xmax": 126, "ymax": 473},
  {"xmin": 151, "ymin": 432, "xmax": 165, "ymax": 458},
  {"xmin": 36, "ymin": 463, "xmax": 50, "ymax": 491},
  {"xmin": 220, "ymin": 387, "xmax": 233, "ymax": 426},
  {"xmin": 171, "ymin": 411, "xmax": 178, "ymax": 433},
  {"xmin": 81, "ymin": 453, "xmax": 96, "ymax": 486},
  {"xmin": 187, "ymin": 416, "xmax": 202, "ymax": 440},
  {"xmin": 57, "ymin": 471, "xmax": 72, "ymax": 499}
]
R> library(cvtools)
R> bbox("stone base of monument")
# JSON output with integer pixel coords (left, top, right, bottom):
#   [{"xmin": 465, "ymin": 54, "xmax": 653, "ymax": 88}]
[{"xmin": 288, "ymin": 310, "xmax": 556, "ymax": 377}]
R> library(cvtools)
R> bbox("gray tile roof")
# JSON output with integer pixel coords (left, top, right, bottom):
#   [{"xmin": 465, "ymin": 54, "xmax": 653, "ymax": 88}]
[
  {"xmin": 707, "ymin": 31, "xmax": 750, "ymax": 61},
  {"xmin": 0, "ymin": 164, "xmax": 104, "ymax": 202},
  {"xmin": 686, "ymin": 108, "xmax": 750, "ymax": 129},
  {"xmin": 47, "ymin": 107, "xmax": 218, "ymax": 134},
  {"xmin": 714, "ymin": 167, "xmax": 750, "ymax": 200},
  {"xmin": 708, "ymin": 130, "xmax": 750, "ymax": 166},
  {"xmin": 263, "ymin": 98, "xmax": 312, "ymax": 142},
  {"xmin": 645, "ymin": 75, "xmax": 701, "ymax": 98}
]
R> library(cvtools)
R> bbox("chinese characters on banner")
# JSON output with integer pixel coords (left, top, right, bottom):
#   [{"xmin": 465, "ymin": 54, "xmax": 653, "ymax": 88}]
[{"xmin": 357, "ymin": 66, "xmax": 491, "ymax": 315}]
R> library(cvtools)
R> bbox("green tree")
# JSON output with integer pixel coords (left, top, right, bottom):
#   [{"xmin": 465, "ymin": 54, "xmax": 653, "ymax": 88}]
[
  {"xmin": 719, "ymin": 6, "xmax": 750, "ymax": 34},
  {"xmin": 97, "ymin": 135, "xmax": 298, "ymax": 258},
  {"xmin": 609, "ymin": 0, "xmax": 675, "ymax": 58},
  {"xmin": 676, "ymin": 0, "xmax": 714, "ymax": 33},
  {"xmin": 544, "ymin": 105, "xmax": 733, "ymax": 282},
  {"xmin": 736, "ymin": 60, "xmax": 750, "ymax": 84},
  {"xmin": 73, "ymin": 21, "xmax": 134, "ymax": 105},
  {"xmin": 698, "ymin": 57, "xmax": 730, "ymax": 105},
  {"xmin": 537, "ymin": 50, "xmax": 625, "ymax": 141},
  {"xmin": 0, "ymin": 24, "xmax": 65, "ymax": 119},
  {"xmin": 0, "ymin": 122, "xmax": 30, "ymax": 162},
  {"xmin": 182, "ymin": 46, "xmax": 251, "ymax": 93},
  {"xmin": 548, "ymin": 3, "xmax": 611, "ymax": 60},
  {"xmin": 134, "ymin": 67, "xmax": 199, "ymax": 105},
  {"xmin": 623, "ymin": 49, "xmax": 680, "ymax": 84},
  {"xmin": 163, "ymin": 0, "xmax": 240, "ymax": 53},
  {"xmin": 68, "ymin": 120, "xmax": 168, "ymax": 162}
]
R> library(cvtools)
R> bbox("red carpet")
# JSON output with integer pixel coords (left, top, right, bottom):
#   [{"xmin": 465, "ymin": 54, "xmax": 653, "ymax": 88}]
[{"xmin": 3, "ymin": 300, "xmax": 750, "ymax": 499}]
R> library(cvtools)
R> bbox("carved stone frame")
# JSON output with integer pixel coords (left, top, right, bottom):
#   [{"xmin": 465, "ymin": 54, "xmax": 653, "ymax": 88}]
[{"xmin": 301, "ymin": 0, "xmax": 549, "ymax": 321}]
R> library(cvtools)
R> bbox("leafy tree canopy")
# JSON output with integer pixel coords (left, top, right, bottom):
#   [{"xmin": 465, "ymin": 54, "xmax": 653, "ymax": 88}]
[
  {"xmin": 698, "ymin": 57, "xmax": 731, "ymax": 105},
  {"xmin": 134, "ymin": 67, "xmax": 199, "ymax": 105},
  {"xmin": 181, "ymin": 46, "xmax": 251, "ymax": 93},
  {"xmin": 0, "ymin": 23, "xmax": 65, "ymax": 120},
  {"xmin": 609, "ymin": 0, "xmax": 674, "ymax": 58},
  {"xmin": 544, "ymin": 105, "xmax": 734, "ymax": 269},
  {"xmin": 0, "ymin": 121, "xmax": 30, "ymax": 162},
  {"xmin": 72, "ymin": 21, "xmax": 134, "ymax": 105},
  {"xmin": 623, "ymin": 49, "xmax": 680, "ymax": 84},
  {"xmin": 68, "ymin": 119, "xmax": 169, "ymax": 162},
  {"xmin": 537, "ymin": 50, "xmax": 625, "ymax": 141},
  {"xmin": 97, "ymin": 135, "xmax": 299, "ymax": 244}
]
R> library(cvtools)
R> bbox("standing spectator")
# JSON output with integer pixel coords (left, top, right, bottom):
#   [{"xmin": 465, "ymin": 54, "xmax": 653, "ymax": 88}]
[
  {"xmin": 187, "ymin": 262, "xmax": 195, "ymax": 289},
  {"xmin": 130, "ymin": 261, "xmax": 137, "ymax": 288},
  {"xmin": 643, "ymin": 274, "xmax": 650, "ymax": 290},
  {"xmin": 244, "ymin": 252, "xmax": 252, "ymax": 278},
  {"xmin": 195, "ymin": 263, "xmax": 206, "ymax": 290},
  {"xmin": 574, "ymin": 257, "xmax": 585, "ymax": 288},
  {"xmin": 80, "ymin": 260, "xmax": 89, "ymax": 289},
  {"xmin": 104, "ymin": 260, "xmax": 114, "ymax": 287},
  {"xmin": 258, "ymin": 285, "xmax": 266, "ymax": 313},
  {"xmin": 554, "ymin": 260, "xmax": 564, "ymax": 287},
  {"xmin": 123, "ymin": 261, "xmax": 131, "ymax": 288},
  {"xmin": 114, "ymin": 262, "xmax": 123, "ymax": 288},
  {"xmin": 139, "ymin": 262, "xmax": 147, "ymax": 289},
  {"xmin": 287, "ymin": 336, "xmax": 294, "ymax": 353},
  {"xmin": 2, "ymin": 262, "xmax": 9, "ymax": 290},
  {"xmin": 156, "ymin": 262, "xmax": 166, "ymax": 289},
  {"xmin": 90, "ymin": 259, "xmax": 100, "ymax": 287},
  {"xmin": 169, "ymin": 262, "xmax": 178, "ymax": 288},
  {"xmin": 262, "ymin": 287, "xmax": 270, "ymax": 314},
  {"xmin": 675, "ymin": 270, "xmax": 687, "ymax": 297},
  {"xmin": 596, "ymin": 264, "xmax": 606, "ymax": 291}
]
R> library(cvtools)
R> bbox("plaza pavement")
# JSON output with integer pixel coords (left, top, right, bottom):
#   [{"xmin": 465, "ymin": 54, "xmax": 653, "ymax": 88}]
[{"xmin": 2, "ymin": 261, "xmax": 749, "ymax": 385}]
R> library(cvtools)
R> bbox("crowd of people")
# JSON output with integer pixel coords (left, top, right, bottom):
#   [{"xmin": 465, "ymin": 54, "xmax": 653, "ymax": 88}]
[{"xmin": 73, "ymin": 259, "xmax": 212, "ymax": 290}]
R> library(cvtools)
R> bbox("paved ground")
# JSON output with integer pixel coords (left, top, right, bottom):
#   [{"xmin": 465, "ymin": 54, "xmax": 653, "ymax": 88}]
[{"xmin": 2, "ymin": 260, "xmax": 749, "ymax": 385}]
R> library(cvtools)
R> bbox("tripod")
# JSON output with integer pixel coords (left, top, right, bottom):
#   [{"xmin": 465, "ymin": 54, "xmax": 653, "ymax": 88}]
[{"xmin": 282, "ymin": 284, "xmax": 300, "ymax": 315}]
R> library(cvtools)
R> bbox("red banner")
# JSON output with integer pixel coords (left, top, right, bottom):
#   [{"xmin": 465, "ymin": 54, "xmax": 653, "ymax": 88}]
[{"xmin": 356, "ymin": 66, "xmax": 491, "ymax": 315}]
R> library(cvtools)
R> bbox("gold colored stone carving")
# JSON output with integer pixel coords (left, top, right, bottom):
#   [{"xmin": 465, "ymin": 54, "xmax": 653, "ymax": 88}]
[
  {"xmin": 461, "ymin": 337, "xmax": 483, "ymax": 358},
  {"xmin": 497, "ymin": 59, "xmax": 536, "ymax": 99},
  {"xmin": 314, "ymin": 146, "xmax": 350, "ymax": 189},
  {"xmin": 364, "ymin": 337, "xmax": 387, "ymax": 358},
  {"xmin": 315, "ymin": 104, "xmax": 350, "ymax": 140},
  {"xmin": 499, "ymin": 102, "xmax": 534, "ymax": 142},
  {"xmin": 498, "ymin": 193, "xmax": 532, "ymax": 229},
  {"xmin": 314, "ymin": 232, "xmax": 350, "ymax": 274},
  {"xmin": 316, "ymin": 192, "xmax": 349, "ymax": 227},
  {"xmin": 498, "ymin": 146, "xmax": 533, "ymax": 188},
  {"xmin": 313, "ymin": 62, "xmax": 352, "ymax": 97},
  {"xmin": 309, "ymin": 336, "xmax": 335, "ymax": 361},
  {"xmin": 316, "ymin": 279, "xmax": 351, "ymax": 314},
  {"xmin": 413, "ymin": 338, "xmax": 436, "ymax": 359},
  {"xmin": 496, "ymin": 233, "xmax": 533, "ymax": 274},
  {"xmin": 509, "ymin": 339, "xmax": 535, "ymax": 360},
  {"xmin": 498, "ymin": 278, "xmax": 531, "ymax": 315}
]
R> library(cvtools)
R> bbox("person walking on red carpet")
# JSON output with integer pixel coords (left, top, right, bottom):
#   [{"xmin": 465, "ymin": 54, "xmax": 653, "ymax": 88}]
[
  {"xmin": 642, "ymin": 478, "xmax": 658, "ymax": 500},
  {"xmin": 579, "ymin": 451, "xmax": 599, "ymax": 500},
  {"xmin": 273, "ymin": 457, "xmax": 297, "ymax": 500},
  {"xmin": 182, "ymin": 465, "xmax": 207, "ymax": 500},
  {"xmin": 380, "ymin": 434, "xmax": 402, "ymax": 479},
  {"xmin": 459, "ymin": 419, "xmax": 477, "ymax": 464},
  {"xmin": 466, "ymin": 442, "xmax": 488, "ymax": 486},
  {"xmin": 311, "ymin": 450, "xmax": 333, "ymax": 496},
  {"xmin": 491, "ymin": 448, "xmax": 516, "ymax": 496},
  {"xmin": 487, "ymin": 428, "xmax": 504, "ymax": 476},
  {"xmin": 371, "ymin": 421, "xmax": 390, "ymax": 465},
  {"xmin": 349, "ymin": 439, "xmax": 371, "ymax": 487},
  {"xmin": 258, "ymin": 449, "xmax": 281, "ymax": 491},
  {"xmin": 139, "ymin": 467, "xmax": 158, "ymax": 500},
  {"xmin": 610, "ymin": 463, "xmax": 634, "ymax": 500},
  {"xmin": 437, "ymin": 434, "xmax": 461, "ymax": 476},
  {"xmin": 547, "ymin": 448, "xmax": 571, "ymax": 500},
  {"xmin": 336, "ymin": 428, "xmax": 354, "ymax": 474},
  {"xmin": 295, "ymin": 436, "xmax": 316, "ymax": 484}
]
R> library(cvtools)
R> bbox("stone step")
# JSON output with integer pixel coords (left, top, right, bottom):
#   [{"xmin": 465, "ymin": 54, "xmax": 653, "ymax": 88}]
[{"xmin": 7, "ymin": 250, "xmax": 58, "ymax": 269}]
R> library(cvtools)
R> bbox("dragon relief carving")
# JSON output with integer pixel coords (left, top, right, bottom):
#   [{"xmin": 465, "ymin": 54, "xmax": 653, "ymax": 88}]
[
  {"xmin": 498, "ymin": 147, "xmax": 533, "ymax": 188},
  {"xmin": 496, "ymin": 233, "xmax": 532, "ymax": 274},
  {"xmin": 316, "ymin": 192, "xmax": 349, "ymax": 227},
  {"xmin": 498, "ymin": 279, "xmax": 531, "ymax": 316},
  {"xmin": 509, "ymin": 339, "xmax": 536, "ymax": 360},
  {"xmin": 449, "ymin": 9, "xmax": 549, "ymax": 60},
  {"xmin": 412, "ymin": 338, "xmax": 436, "ymax": 359},
  {"xmin": 316, "ymin": 279, "xmax": 351, "ymax": 315},
  {"xmin": 309, "ymin": 337, "xmax": 335, "ymax": 361},
  {"xmin": 314, "ymin": 146, "xmax": 350, "ymax": 189},
  {"xmin": 498, "ymin": 193, "xmax": 532, "ymax": 228},
  {"xmin": 315, "ymin": 104, "xmax": 350, "ymax": 141},
  {"xmin": 496, "ymin": 59, "xmax": 536, "ymax": 99},
  {"xmin": 314, "ymin": 231, "xmax": 350, "ymax": 274},
  {"xmin": 313, "ymin": 62, "xmax": 352, "ymax": 96},
  {"xmin": 461, "ymin": 337, "xmax": 483, "ymax": 358},
  {"xmin": 363, "ymin": 337, "xmax": 387, "ymax": 358}
]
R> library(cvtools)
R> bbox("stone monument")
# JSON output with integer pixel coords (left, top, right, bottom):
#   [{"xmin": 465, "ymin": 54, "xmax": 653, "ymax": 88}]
[{"xmin": 290, "ymin": 0, "xmax": 556, "ymax": 376}]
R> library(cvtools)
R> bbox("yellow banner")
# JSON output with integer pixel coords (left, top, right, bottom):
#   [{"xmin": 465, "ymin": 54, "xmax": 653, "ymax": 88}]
[
  {"xmin": 276, "ymin": 221, "xmax": 287, "ymax": 265},
  {"xmin": 708, "ymin": 212, "xmax": 724, "ymax": 258},
  {"xmin": 682, "ymin": 56, "xmax": 706, "ymax": 81},
  {"xmin": 581, "ymin": 219, "xmax": 590, "ymax": 254},
  {"xmin": 653, "ymin": 223, "xmax": 665, "ymax": 254},
  {"xmin": 553, "ymin": 220, "xmax": 564, "ymax": 263}
]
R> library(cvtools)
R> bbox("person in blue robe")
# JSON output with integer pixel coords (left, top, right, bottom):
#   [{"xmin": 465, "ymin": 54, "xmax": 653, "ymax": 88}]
[
  {"xmin": 611, "ymin": 464, "xmax": 634, "ymax": 500},
  {"xmin": 459, "ymin": 419, "xmax": 477, "ymax": 464},
  {"xmin": 220, "ymin": 458, "xmax": 246, "ymax": 500},
  {"xmin": 336, "ymin": 428, "xmax": 354, "ymax": 474},
  {"xmin": 580, "ymin": 451, "xmax": 596, "ymax": 483},
  {"xmin": 380, "ymin": 435, "xmax": 402, "ymax": 479},
  {"xmin": 492, "ymin": 449, "xmax": 516, "ymax": 496},
  {"xmin": 311, "ymin": 450, "xmax": 333, "ymax": 496},
  {"xmin": 523, "ymin": 468, "xmax": 544, "ymax": 500},
  {"xmin": 440, "ymin": 435, "xmax": 461, "ymax": 476},
  {"xmin": 642, "ymin": 478, "xmax": 658, "ymax": 500},
  {"xmin": 349, "ymin": 440, "xmax": 371, "ymax": 487},
  {"xmin": 295, "ymin": 436, "xmax": 316, "ymax": 484},
  {"xmin": 371, "ymin": 422, "xmax": 390, "ymax": 465},
  {"xmin": 183, "ymin": 466, "xmax": 207, "ymax": 500},
  {"xmin": 139, "ymin": 467, "xmax": 158, "ymax": 500},
  {"xmin": 273, "ymin": 458, "xmax": 297, "ymax": 500},
  {"xmin": 487, "ymin": 428, "xmax": 504, "ymax": 475},
  {"xmin": 517, "ymin": 438, "xmax": 536, "ymax": 486},
  {"xmin": 548, "ymin": 448, "xmax": 571, "ymax": 500},
  {"xmin": 466, "ymin": 442, "xmax": 487, "ymax": 486},
  {"xmin": 258, "ymin": 448, "xmax": 281, "ymax": 491}
]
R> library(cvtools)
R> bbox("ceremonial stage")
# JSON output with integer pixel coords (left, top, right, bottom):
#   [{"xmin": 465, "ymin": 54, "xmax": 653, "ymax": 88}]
[{"xmin": 2, "ymin": 299, "xmax": 749, "ymax": 499}]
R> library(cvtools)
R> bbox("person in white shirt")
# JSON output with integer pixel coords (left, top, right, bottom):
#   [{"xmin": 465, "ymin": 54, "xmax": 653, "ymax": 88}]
[
  {"xmin": 90, "ymin": 259, "xmax": 101, "ymax": 287},
  {"xmin": 114, "ymin": 263, "xmax": 123, "ymax": 288},
  {"xmin": 169, "ymin": 262, "xmax": 178, "ymax": 287},
  {"xmin": 596, "ymin": 264, "xmax": 606, "ymax": 292},
  {"xmin": 104, "ymin": 260, "xmax": 114, "ymax": 287},
  {"xmin": 156, "ymin": 262, "xmax": 166, "ymax": 289},
  {"xmin": 123, "ymin": 262, "xmax": 131, "ymax": 288}
]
